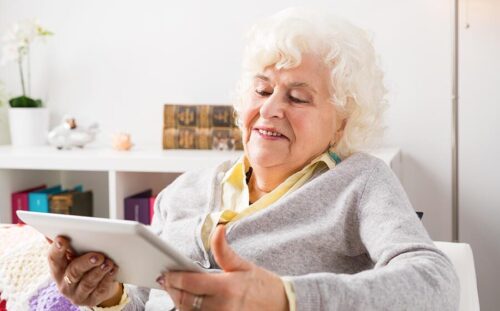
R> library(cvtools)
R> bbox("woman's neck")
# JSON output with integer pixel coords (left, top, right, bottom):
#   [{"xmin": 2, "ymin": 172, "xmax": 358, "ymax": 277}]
[
  {"xmin": 248, "ymin": 166, "xmax": 292, "ymax": 203},
  {"xmin": 245, "ymin": 150, "xmax": 327, "ymax": 202}
]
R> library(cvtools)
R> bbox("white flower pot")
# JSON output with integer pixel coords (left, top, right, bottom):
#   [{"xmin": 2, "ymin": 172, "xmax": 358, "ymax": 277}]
[{"xmin": 8, "ymin": 107, "xmax": 50, "ymax": 146}]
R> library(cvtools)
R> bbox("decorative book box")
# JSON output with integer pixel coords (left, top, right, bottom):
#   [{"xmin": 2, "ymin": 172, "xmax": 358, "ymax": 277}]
[
  {"xmin": 11, "ymin": 185, "xmax": 46, "ymax": 223},
  {"xmin": 50, "ymin": 190, "xmax": 93, "ymax": 216},
  {"xmin": 28, "ymin": 185, "xmax": 63, "ymax": 213},
  {"xmin": 124, "ymin": 189, "xmax": 155, "ymax": 225},
  {"xmin": 28, "ymin": 185, "xmax": 83, "ymax": 213},
  {"xmin": 163, "ymin": 104, "xmax": 243, "ymax": 150}
]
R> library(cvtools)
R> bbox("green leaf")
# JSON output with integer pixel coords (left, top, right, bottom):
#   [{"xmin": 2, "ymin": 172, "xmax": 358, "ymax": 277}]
[{"xmin": 9, "ymin": 96, "xmax": 43, "ymax": 108}]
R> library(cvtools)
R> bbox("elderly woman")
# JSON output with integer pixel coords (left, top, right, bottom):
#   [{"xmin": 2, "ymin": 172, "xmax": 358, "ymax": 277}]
[{"xmin": 48, "ymin": 8, "xmax": 459, "ymax": 311}]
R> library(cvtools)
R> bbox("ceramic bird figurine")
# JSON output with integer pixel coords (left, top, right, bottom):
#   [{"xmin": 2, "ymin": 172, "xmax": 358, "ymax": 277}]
[{"xmin": 48, "ymin": 116, "xmax": 99, "ymax": 149}]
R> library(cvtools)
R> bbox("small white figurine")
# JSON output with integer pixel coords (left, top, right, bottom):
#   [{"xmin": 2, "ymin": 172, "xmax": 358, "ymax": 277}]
[{"xmin": 48, "ymin": 115, "xmax": 99, "ymax": 149}]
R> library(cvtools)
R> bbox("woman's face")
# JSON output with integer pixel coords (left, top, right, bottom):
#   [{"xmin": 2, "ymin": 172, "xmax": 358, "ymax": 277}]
[{"xmin": 241, "ymin": 54, "xmax": 342, "ymax": 175}]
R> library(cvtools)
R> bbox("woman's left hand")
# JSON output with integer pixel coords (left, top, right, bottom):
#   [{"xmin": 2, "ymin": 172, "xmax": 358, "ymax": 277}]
[{"xmin": 157, "ymin": 225, "xmax": 289, "ymax": 311}]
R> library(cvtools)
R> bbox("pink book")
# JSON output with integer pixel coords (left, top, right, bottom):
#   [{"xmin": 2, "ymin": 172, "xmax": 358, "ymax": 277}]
[
  {"xmin": 149, "ymin": 196, "xmax": 157, "ymax": 224},
  {"xmin": 11, "ymin": 185, "xmax": 47, "ymax": 224}
]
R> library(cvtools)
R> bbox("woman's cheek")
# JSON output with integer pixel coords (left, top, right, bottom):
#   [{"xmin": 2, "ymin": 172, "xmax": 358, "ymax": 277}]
[{"xmin": 240, "ymin": 107, "xmax": 260, "ymax": 143}]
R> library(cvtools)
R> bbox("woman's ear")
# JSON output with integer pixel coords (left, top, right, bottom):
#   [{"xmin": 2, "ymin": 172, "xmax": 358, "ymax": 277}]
[{"xmin": 331, "ymin": 118, "xmax": 347, "ymax": 146}]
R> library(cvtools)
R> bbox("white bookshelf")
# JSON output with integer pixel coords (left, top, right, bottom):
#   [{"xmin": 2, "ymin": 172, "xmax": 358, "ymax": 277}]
[{"xmin": 0, "ymin": 145, "xmax": 400, "ymax": 223}]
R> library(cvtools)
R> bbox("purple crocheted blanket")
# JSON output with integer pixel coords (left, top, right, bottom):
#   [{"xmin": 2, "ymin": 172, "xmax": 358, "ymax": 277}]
[{"xmin": 29, "ymin": 282, "xmax": 79, "ymax": 311}]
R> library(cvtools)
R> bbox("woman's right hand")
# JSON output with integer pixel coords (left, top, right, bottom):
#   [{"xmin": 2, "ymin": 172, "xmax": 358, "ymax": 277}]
[{"xmin": 47, "ymin": 236, "xmax": 123, "ymax": 307}]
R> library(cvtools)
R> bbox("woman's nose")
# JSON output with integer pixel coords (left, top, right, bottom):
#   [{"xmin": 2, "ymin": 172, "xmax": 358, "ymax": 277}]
[{"xmin": 259, "ymin": 94, "xmax": 285, "ymax": 119}]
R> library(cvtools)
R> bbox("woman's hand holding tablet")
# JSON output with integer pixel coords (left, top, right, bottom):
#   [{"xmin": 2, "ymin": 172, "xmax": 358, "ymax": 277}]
[{"xmin": 17, "ymin": 210, "xmax": 207, "ymax": 292}]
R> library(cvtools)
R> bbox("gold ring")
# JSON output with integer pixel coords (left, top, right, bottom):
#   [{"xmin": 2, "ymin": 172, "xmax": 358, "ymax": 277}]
[
  {"xmin": 192, "ymin": 295, "xmax": 203, "ymax": 310},
  {"xmin": 63, "ymin": 274, "xmax": 73, "ymax": 285}
]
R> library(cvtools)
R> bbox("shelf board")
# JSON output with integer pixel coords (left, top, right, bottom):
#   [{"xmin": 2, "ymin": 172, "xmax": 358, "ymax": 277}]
[
  {"xmin": 0, "ymin": 145, "xmax": 400, "ymax": 173},
  {"xmin": 0, "ymin": 145, "xmax": 242, "ymax": 172}
]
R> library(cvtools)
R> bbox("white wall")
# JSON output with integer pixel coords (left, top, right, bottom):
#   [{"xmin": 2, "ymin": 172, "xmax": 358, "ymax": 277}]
[
  {"xmin": 0, "ymin": 0, "xmax": 454, "ymax": 241},
  {"xmin": 459, "ymin": 0, "xmax": 500, "ymax": 309}
]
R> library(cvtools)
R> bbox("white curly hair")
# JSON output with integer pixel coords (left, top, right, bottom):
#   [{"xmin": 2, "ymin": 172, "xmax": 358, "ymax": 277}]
[{"xmin": 233, "ymin": 7, "xmax": 387, "ymax": 159}]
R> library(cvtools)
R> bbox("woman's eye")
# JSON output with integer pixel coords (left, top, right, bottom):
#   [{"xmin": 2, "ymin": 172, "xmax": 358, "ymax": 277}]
[
  {"xmin": 255, "ymin": 89, "xmax": 272, "ymax": 97},
  {"xmin": 289, "ymin": 95, "xmax": 309, "ymax": 104}
]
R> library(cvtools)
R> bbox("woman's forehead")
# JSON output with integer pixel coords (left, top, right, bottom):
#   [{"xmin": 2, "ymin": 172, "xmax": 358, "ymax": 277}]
[{"xmin": 253, "ymin": 56, "xmax": 329, "ymax": 91}]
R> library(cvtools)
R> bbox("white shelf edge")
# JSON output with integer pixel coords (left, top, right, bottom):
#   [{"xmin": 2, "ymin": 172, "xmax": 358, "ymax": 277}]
[
  {"xmin": 0, "ymin": 145, "xmax": 399, "ymax": 173},
  {"xmin": 0, "ymin": 145, "xmax": 242, "ymax": 172}
]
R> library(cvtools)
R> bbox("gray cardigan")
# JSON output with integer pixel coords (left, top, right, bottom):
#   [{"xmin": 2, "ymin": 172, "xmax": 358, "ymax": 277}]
[{"xmin": 124, "ymin": 152, "xmax": 459, "ymax": 310}]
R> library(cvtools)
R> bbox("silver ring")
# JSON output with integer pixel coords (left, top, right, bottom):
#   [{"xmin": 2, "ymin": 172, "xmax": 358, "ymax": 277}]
[
  {"xmin": 63, "ymin": 274, "xmax": 73, "ymax": 285},
  {"xmin": 192, "ymin": 295, "xmax": 203, "ymax": 310}
]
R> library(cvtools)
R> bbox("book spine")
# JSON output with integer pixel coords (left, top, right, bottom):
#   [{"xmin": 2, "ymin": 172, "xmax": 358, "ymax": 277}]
[
  {"xmin": 29, "ymin": 193, "xmax": 50, "ymax": 213},
  {"xmin": 72, "ymin": 191, "xmax": 93, "ymax": 216},
  {"xmin": 149, "ymin": 196, "xmax": 156, "ymax": 224},
  {"xmin": 49, "ymin": 194, "xmax": 72, "ymax": 214},
  {"xmin": 124, "ymin": 198, "xmax": 151, "ymax": 225},
  {"xmin": 11, "ymin": 185, "xmax": 47, "ymax": 223},
  {"xmin": 11, "ymin": 193, "xmax": 28, "ymax": 224}
]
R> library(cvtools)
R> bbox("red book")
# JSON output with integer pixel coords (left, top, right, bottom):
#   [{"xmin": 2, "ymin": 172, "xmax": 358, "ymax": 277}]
[{"xmin": 11, "ymin": 185, "xmax": 47, "ymax": 224}]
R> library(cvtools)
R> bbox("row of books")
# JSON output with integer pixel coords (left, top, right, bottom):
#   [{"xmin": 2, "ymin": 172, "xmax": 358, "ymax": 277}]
[
  {"xmin": 12, "ymin": 185, "xmax": 156, "ymax": 226},
  {"xmin": 163, "ymin": 104, "xmax": 243, "ymax": 150},
  {"xmin": 11, "ymin": 184, "xmax": 93, "ymax": 223},
  {"xmin": 124, "ymin": 189, "xmax": 156, "ymax": 225}
]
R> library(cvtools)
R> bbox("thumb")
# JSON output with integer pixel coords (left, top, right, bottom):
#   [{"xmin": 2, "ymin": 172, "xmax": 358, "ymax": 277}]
[{"xmin": 211, "ymin": 225, "xmax": 252, "ymax": 272}]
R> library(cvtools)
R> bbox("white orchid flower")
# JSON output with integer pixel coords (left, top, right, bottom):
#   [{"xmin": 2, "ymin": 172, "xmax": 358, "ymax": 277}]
[
  {"xmin": 0, "ymin": 19, "xmax": 52, "ymax": 66},
  {"xmin": 0, "ymin": 44, "xmax": 18, "ymax": 65},
  {"xmin": 0, "ymin": 19, "xmax": 53, "ymax": 102}
]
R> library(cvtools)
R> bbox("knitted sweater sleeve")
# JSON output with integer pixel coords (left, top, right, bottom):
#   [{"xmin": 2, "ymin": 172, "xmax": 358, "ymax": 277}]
[{"xmin": 286, "ymin": 159, "xmax": 460, "ymax": 311}]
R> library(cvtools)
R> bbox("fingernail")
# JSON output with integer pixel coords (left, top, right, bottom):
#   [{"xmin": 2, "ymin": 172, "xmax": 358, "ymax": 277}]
[
  {"xmin": 90, "ymin": 256, "xmax": 97, "ymax": 264},
  {"xmin": 100, "ymin": 262, "xmax": 109, "ymax": 270},
  {"xmin": 66, "ymin": 253, "xmax": 73, "ymax": 261},
  {"xmin": 156, "ymin": 276, "xmax": 164, "ymax": 285},
  {"xmin": 55, "ymin": 241, "xmax": 62, "ymax": 249},
  {"xmin": 109, "ymin": 267, "xmax": 115, "ymax": 275}
]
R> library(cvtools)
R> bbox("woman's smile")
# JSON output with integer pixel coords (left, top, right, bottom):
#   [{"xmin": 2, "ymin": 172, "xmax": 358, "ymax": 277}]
[{"xmin": 252, "ymin": 127, "xmax": 289, "ymax": 141}]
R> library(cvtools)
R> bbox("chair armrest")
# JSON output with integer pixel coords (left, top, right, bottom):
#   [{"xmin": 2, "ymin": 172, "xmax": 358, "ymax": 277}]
[{"xmin": 434, "ymin": 241, "xmax": 480, "ymax": 311}]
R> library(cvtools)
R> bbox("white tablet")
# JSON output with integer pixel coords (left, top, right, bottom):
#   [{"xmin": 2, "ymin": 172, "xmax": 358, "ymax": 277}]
[{"xmin": 17, "ymin": 210, "xmax": 208, "ymax": 289}]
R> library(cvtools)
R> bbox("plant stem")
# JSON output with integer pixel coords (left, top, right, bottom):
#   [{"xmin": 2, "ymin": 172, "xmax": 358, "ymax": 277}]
[
  {"xmin": 27, "ymin": 44, "xmax": 31, "ymax": 96},
  {"xmin": 17, "ymin": 51, "xmax": 26, "ymax": 97}
]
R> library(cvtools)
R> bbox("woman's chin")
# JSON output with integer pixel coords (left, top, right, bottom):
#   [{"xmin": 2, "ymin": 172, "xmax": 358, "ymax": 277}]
[{"xmin": 247, "ymin": 149, "xmax": 288, "ymax": 169}]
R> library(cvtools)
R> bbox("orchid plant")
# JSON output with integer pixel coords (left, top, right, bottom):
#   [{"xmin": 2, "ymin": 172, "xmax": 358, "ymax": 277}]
[{"xmin": 0, "ymin": 20, "xmax": 53, "ymax": 108}]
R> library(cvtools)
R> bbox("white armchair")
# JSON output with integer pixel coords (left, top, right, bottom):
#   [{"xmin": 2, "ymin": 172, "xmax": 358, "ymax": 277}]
[{"xmin": 434, "ymin": 241, "xmax": 480, "ymax": 311}]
